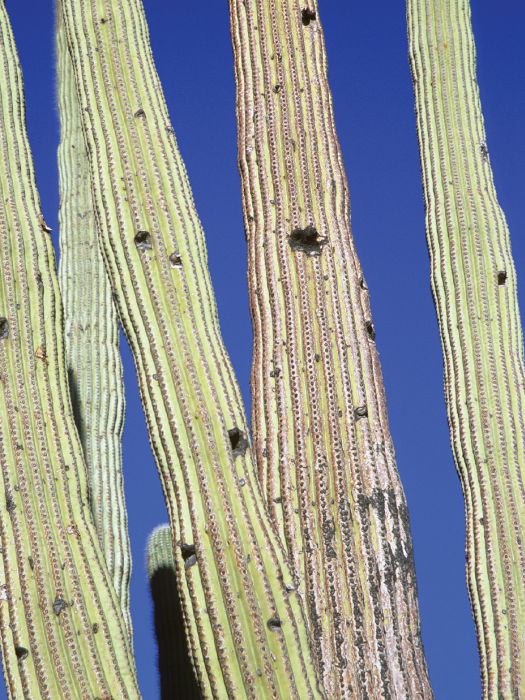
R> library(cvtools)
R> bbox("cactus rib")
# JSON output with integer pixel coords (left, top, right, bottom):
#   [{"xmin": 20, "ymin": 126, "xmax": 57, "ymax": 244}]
[
  {"xmin": 59, "ymin": 0, "xmax": 322, "ymax": 696},
  {"xmin": 229, "ymin": 1, "xmax": 432, "ymax": 697},
  {"xmin": 57, "ymin": 9, "xmax": 132, "ymax": 634},
  {"xmin": 0, "ymin": 2, "xmax": 139, "ymax": 697},
  {"xmin": 407, "ymin": 0, "xmax": 525, "ymax": 696},
  {"xmin": 147, "ymin": 525, "xmax": 200, "ymax": 699}
]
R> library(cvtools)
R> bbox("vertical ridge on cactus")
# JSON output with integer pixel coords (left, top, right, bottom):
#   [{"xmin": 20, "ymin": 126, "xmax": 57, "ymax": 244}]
[
  {"xmin": 228, "ymin": 1, "xmax": 432, "ymax": 697},
  {"xmin": 407, "ymin": 0, "xmax": 525, "ymax": 696},
  {"xmin": 56, "ymin": 9, "xmax": 132, "ymax": 635},
  {"xmin": 147, "ymin": 525, "xmax": 201, "ymax": 699},
  {"xmin": 0, "ymin": 2, "xmax": 139, "ymax": 697},
  {"xmin": 59, "ymin": 0, "xmax": 322, "ymax": 696}
]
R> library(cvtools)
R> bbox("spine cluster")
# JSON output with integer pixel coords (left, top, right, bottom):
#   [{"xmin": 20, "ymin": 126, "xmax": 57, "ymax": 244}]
[
  {"xmin": 408, "ymin": 0, "xmax": 525, "ymax": 696},
  {"xmin": 0, "ymin": 3, "xmax": 138, "ymax": 697},
  {"xmin": 229, "ymin": 1, "xmax": 431, "ymax": 697}
]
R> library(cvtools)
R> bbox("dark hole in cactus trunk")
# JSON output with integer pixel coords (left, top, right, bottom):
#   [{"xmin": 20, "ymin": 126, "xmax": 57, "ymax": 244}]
[
  {"xmin": 169, "ymin": 252, "xmax": 182, "ymax": 268},
  {"xmin": 355, "ymin": 405, "xmax": 368, "ymax": 420},
  {"xmin": 0, "ymin": 317, "xmax": 9, "ymax": 339},
  {"xmin": 288, "ymin": 225, "xmax": 326, "ymax": 256},
  {"xmin": 228, "ymin": 427, "xmax": 248, "ymax": 457},
  {"xmin": 135, "ymin": 230, "xmax": 152, "ymax": 251},
  {"xmin": 180, "ymin": 543, "xmax": 196, "ymax": 568},
  {"xmin": 6, "ymin": 493, "xmax": 15, "ymax": 514},
  {"xmin": 498, "ymin": 270, "xmax": 507, "ymax": 285},
  {"xmin": 134, "ymin": 108, "xmax": 146, "ymax": 118},
  {"xmin": 365, "ymin": 321, "xmax": 376, "ymax": 341},
  {"xmin": 15, "ymin": 646, "xmax": 29, "ymax": 661},
  {"xmin": 53, "ymin": 597, "xmax": 68, "ymax": 616},
  {"xmin": 267, "ymin": 615, "xmax": 282, "ymax": 631},
  {"xmin": 301, "ymin": 8, "xmax": 316, "ymax": 25}
]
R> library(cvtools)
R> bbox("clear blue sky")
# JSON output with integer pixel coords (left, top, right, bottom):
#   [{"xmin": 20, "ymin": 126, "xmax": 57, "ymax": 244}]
[{"xmin": 3, "ymin": 1, "xmax": 525, "ymax": 698}]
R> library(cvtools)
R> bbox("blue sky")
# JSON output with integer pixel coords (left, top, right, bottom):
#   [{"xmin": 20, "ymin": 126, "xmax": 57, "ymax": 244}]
[{"xmin": 3, "ymin": 1, "xmax": 525, "ymax": 698}]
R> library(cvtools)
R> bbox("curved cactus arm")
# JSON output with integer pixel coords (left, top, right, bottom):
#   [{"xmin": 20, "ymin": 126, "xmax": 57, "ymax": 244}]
[
  {"xmin": 407, "ymin": 0, "xmax": 525, "ymax": 696},
  {"xmin": 229, "ymin": 1, "xmax": 432, "ymax": 697},
  {"xmin": 56, "ymin": 9, "xmax": 132, "ymax": 634},
  {"xmin": 58, "ymin": 1, "xmax": 322, "ymax": 697},
  {"xmin": 147, "ymin": 525, "xmax": 201, "ymax": 699},
  {"xmin": 0, "ymin": 3, "xmax": 139, "ymax": 698}
]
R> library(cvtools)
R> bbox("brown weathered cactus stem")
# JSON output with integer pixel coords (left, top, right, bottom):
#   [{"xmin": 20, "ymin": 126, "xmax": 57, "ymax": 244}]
[
  {"xmin": 59, "ymin": 0, "xmax": 322, "ymax": 697},
  {"xmin": 229, "ymin": 1, "xmax": 432, "ymax": 697},
  {"xmin": 408, "ymin": 0, "xmax": 525, "ymax": 696},
  {"xmin": 56, "ymin": 9, "xmax": 132, "ymax": 634},
  {"xmin": 0, "ymin": 2, "xmax": 138, "ymax": 697}
]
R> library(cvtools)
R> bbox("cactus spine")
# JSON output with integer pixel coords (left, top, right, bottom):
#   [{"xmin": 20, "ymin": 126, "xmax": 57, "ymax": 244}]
[
  {"xmin": 59, "ymin": 0, "xmax": 321, "ymax": 696},
  {"xmin": 147, "ymin": 525, "xmax": 200, "ymax": 699},
  {"xmin": 56, "ymin": 10, "xmax": 132, "ymax": 633},
  {"xmin": 0, "ymin": 2, "xmax": 138, "ymax": 697},
  {"xmin": 407, "ymin": 0, "xmax": 525, "ymax": 696},
  {"xmin": 229, "ymin": 1, "xmax": 432, "ymax": 696}
]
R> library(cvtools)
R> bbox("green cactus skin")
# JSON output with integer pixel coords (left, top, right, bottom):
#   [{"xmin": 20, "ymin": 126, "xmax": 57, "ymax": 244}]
[
  {"xmin": 147, "ymin": 525, "xmax": 201, "ymax": 699},
  {"xmin": 407, "ymin": 0, "xmax": 525, "ymax": 696},
  {"xmin": 229, "ymin": 2, "xmax": 432, "ymax": 697},
  {"xmin": 56, "ymin": 10, "xmax": 132, "ymax": 635},
  {"xmin": 59, "ymin": 1, "xmax": 322, "ymax": 697},
  {"xmin": 0, "ymin": 3, "xmax": 139, "ymax": 698}
]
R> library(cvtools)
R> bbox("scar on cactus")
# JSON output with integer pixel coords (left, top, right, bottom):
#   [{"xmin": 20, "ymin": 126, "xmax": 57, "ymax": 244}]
[
  {"xmin": 228, "ymin": 427, "xmax": 248, "ymax": 457},
  {"xmin": 288, "ymin": 226, "xmax": 326, "ymax": 256},
  {"xmin": 301, "ymin": 8, "xmax": 316, "ymax": 26}
]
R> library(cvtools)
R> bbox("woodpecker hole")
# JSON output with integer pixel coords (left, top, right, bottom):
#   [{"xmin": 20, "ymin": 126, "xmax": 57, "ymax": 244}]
[
  {"xmin": 365, "ymin": 321, "xmax": 376, "ymax": 341},
  {"xmin": 498, "ymin": 270, "xmax": 507, "ymax": 285},
  {"xmin": 267, "ymin": 615, "xmax": 282, "ymax": 631},
  {"xmin": 228, "ymin": 427, "xmax": 248, "ymax": 457},
  {"xmin": 302, "ymin": 8, "xmax": 316, "ymax": 26},
  {"xmin": 0, "ymin": 318, "xmax": 9, "ymax": 339},
  {"xmin": 288, "ymin": 225, "xmax": 326, "ymax": 256},
  {"xmin": 135, "ymin": 230, "xmax": 152, "ymax": 251}
]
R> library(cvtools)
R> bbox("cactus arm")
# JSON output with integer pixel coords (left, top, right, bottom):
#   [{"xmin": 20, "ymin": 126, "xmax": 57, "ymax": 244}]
[
  {"xmin": 59, "ymin": 1, "xmax": 322, "ymax": 697},
  {"xmin": 56, "ymin": 9, "xmax": 132, "ymax": 634},
  {"xmin": 228, "ymin": 1, "xmax": 432, "ymax": 697},
  {"xmin": 147, "ymin": 525, "xmax": 201, "ymax": 699},
  {"xmin": 0, "ymin": 3, "xmax": 139, "ymax": 697},
  {"xmin": 407, "ymin": 0, "xmax": 525, "ymax": 696}
]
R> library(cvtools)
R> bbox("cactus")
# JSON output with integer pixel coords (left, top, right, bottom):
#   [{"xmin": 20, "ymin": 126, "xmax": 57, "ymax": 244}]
[
  {"xmin": 229, "ymin": 1, "xmax": 432, "ymax": 696},
  {"xmin": 147, "ymin": 525, "xmax": 200, "ymax": 699},
  {"xmin": 407, "ymin": 0, "xmax": 525, "ymax": 696},
  {"xmin": 56, "ymin": 9, "xmax": 132, "ymax": 633},
  {"xmin": 0, "ymin": 2, "xmax": 138, "ymax": 697},
  {"xmin": 58, "ymin": 0, "xmax": 321, "ymax": 696}
]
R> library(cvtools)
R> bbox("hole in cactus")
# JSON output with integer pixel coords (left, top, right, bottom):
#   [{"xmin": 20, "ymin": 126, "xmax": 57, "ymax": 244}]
[
  {"xmin": 15, "ymin": 646, "xmax": 28, "ymax": 661},
  {"xmin": 267, "ymin": 615, "xmax": 282, "ymax": 630},
  {"xmin": 169, "ymin": 252, "xmax": 182, "ymax": 268},
  {"xmin": 53, "ymin": 597, "xmax": 68, "ymax": 616},
  {"xmin": 135, "ymin": 230, "xmax": 152, "ymax": 251},
  {"xmin": 498, "ymin": 270, "xmax": 507, "ymax": 285},
  {"xmin": 365, "ymin": 321, "xmax": 375, "ymax": 341},
  {"xmin": 355, "ymin": 405, "xmax": 368, "ymax": 420},
  {"xmin": 288, "ymin": 225, "xmax": 326, "ymax": 256},
  {"xmin": 134, "ymin": 108, "xmax": 146, "ymax": 118},
  {"xmin": 6, "ymin": 493, "xmax": 15, "ymax": 514},
  {"xmin": 180, "ymin": 542, "xmax": 196, "ymax": 569},
  {"xmin": 228, "ymin": 427, "xmax": 248, "ymax": 457},
  {"xmin": 301, "ymin": 8, "xmax": 316, "ymax": 25},
  {"xmin": 0, "ymin": 317, "xmax": 9, "ymax": 339}
]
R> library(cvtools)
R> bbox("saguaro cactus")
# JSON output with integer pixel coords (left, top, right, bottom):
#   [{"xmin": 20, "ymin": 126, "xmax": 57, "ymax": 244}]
[
  {"xmin": 0, "ymin": 3, "xmax": 138, "ymax": 697},
  {"xmin": 408, "ymin": 0, "xmax": 525, "ymax": 696},
  {"xmin": 56, "ymin": 11, "xmax": 132, "ymax": 632},
  {"xmin": 59, "ymin": 0, "xmax": 321, "ymax": 696},
  {"xmin": 147, "ymin": 525, "xmax": 200, "ymax": 699},
  {"xmin": 229, "ymin": 1, "xmax": 432, "ymax": 697}
]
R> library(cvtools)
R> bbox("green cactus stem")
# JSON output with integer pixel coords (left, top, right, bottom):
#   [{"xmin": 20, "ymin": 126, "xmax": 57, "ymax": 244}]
[
  {"xmin": 59, "ymin": 0, "xmax": 321, "ymax": 696},
  {"xmin": 147, "ymin": 525, "xmax": 201, "ymax": 699},
  {"xmin": 0, "ymin": 3, "xmax": 138, "ymax": 697},
  {"xmin": 56, "ymin": 10, "xmax": 132, "ymax": 634},
  {"xmin": 407, "ymin": 0, "xmax": 525, "ymax": 696},
  {"xmin": 228, "ymin": 1, "xmax": 432, "ymax": 697}
]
